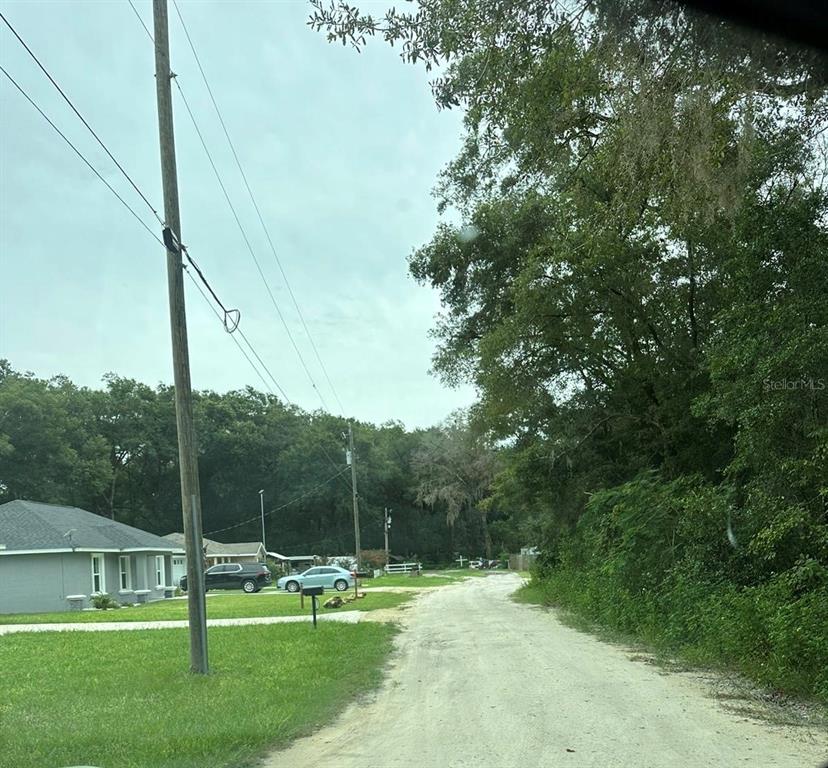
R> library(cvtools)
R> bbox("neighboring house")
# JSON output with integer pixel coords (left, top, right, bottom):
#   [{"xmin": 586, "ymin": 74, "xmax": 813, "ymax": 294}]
[
  {"xmin": 0, "ymin": 500, "xmax": 183, "ymax": 614},
  {"xmin": 270, "ymin": 552, "xmax": 318, "ymax": 573},
  {"xmin": 163, "ymin": 533, "xmax": 266, "ymax": 583}
]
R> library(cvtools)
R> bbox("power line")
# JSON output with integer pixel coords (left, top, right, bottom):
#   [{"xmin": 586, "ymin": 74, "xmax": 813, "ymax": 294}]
[
  {"xmin": 172, "ymin": 78, "xmax": 314, "ymax": 360},
  {"xmin": 190, "ymin": 266, "xmax": 350, "ymax": 487},
  {"xmin": 205, "ymin": 465, "xmax": 351, "ymax": 536},
  {"xmin": 1, "ymin": 9, "xmax": 305, "ymax": 426},
  {"xmin": 0, "ymin": 9, "xmax": 164, "ymax": 227},
  {"xmin": 180, "ymin": 245, "xmax": 240, "ymax": 333},
  {"xmin": 0, "ymin": 63, "xmax": 164, "ymax": 248},
  {"xmin": 183, "ymin": 266, "xmax": 290, "ymax": 401},
  {"xmin": 1, "ymin": 49, "xmax": 247, "ymax": 382},
  {"xmin": 173, "ymin": 78, "xmax": 350, "ymax": 478},
  {"xmin": 122, "ymin": 1, "xmax": 350, "ymax": 497},
  {"xmin": 127, "ymin": 0, "xmax": 154, "ymax": 43},
  {"xmin": 172, "ymin": 0, "xmax": 347, "ymax": 416},
  {"xmin": 236, "ymin": 327, "xmax": 293, "ymax": 404},
  {"xmin": 129, "ymin": 0, "xmax": 337, "ymax": 414},
  {"xmin": 123, "ymin": 2, "xmax": 350, "ymax": 487}
]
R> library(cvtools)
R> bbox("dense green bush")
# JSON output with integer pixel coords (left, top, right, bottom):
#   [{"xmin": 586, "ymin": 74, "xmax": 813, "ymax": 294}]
[
  {"xmin": 90, "ymin": 593, "xmax": 120, "ymax": 611},
  {"xmin": 532, "ymin": 474, "xmax": 828, "ymax": 703}
]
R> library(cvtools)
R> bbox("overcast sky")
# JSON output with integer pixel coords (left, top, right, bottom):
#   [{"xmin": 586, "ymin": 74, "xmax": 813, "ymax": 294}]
[{"xmin": 0, "ymin": 0, "xmax": 475, "ymax": 428}]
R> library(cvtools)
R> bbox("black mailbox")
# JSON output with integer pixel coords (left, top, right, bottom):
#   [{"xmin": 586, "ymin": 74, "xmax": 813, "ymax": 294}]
[{"xmin": 300, "ymin": 585, "xmax": 324, "ymax": 628}]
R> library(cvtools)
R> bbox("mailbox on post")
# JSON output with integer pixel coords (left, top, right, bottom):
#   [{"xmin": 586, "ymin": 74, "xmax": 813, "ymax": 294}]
[{"xmin": 300, "ymin": 585, "xmax": 324, "ymax": 628}]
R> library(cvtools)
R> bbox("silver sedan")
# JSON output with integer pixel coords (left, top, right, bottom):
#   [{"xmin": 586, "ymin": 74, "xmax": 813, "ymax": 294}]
[{"xmin": 277, "ymin": 565, "xmax": 354, "ymax": 593}]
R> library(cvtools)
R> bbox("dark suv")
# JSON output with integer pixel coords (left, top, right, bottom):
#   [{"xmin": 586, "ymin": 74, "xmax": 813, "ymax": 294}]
[{"xmin": 179, "ymin": 563, "xmax": 272, "ymax": 594}]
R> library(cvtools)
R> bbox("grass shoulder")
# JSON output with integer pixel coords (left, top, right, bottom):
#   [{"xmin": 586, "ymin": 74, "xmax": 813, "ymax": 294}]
[
  {"xmin": 0, "ymin": 590, "xmax": 413, "ymax": 625},
  {"xmin": 0, "ymin": 622, "xmax": 397, "ymax": 768},
  {"xmin": 361, "ymin": 568, "xmax": 495, "ymax": 588}
]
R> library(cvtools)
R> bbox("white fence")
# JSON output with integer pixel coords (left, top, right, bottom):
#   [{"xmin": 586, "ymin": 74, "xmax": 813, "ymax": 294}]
[{"xmin": 384, "ymin": 562, "xmax": 422, "ymax": 574}]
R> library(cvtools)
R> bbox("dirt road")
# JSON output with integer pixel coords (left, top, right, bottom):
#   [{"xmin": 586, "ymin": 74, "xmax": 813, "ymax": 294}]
[{"xmin": 262, "ymin": 574, "xmax": 827, "ymax": 768}]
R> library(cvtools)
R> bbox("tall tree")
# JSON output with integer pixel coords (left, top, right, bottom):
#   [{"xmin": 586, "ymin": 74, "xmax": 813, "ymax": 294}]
[{"xmin": 412, "ymin": 412, "xmax": 499, "ymax": 558}]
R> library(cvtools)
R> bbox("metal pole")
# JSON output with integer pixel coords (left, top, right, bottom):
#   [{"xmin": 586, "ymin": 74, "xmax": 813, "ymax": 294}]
[
  {"xmin": 348, "ymin": 423, "xmax": 361, "ymax": 572},
  {"xmin": 153, "ymin": 0, "xmax": 208, "ymax": 674},
  {"xmin": 384, "ymin": 507, "xmax": 390, "ymax": 567},
  {"xmin": 259, "ymin": 489, "xmax": 266, "ymax": 555}
]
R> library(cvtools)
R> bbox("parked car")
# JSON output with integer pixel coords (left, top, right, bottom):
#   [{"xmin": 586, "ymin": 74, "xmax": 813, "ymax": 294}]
[
  {"xmin": 179, "ymin": 562, "xmax": 272, "ymax": 594},
  {"xmin": 277, "ymin": 565, "xmax": 354, "ymax": 593}
]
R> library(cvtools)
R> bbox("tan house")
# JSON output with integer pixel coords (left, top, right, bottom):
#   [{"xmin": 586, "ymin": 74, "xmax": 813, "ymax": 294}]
[{"xmin": 162, "ymin": 533, "xmax": 266, "ymax": 583}]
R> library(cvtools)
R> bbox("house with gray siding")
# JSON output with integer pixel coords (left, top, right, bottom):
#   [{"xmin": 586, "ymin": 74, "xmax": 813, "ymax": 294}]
[
  {"xmin": 0, "ymin": 500, "xmax": 184, "ymax": 614},
  {"xmin": 162, "ymin": 533, "xmax": 266, "ymax": 584}
]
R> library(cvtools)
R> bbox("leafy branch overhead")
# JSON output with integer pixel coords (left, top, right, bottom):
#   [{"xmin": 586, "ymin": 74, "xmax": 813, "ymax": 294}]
[{"xmin": 309, "ymin": 0, "xmax": 828, "ymax": 700}]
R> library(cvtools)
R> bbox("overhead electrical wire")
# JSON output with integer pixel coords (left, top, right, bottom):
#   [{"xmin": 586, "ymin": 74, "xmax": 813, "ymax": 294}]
[
  {"xmin": 172, "ymin": 0, "xmax": 347, "ymax": 416},
  {"xmin": 174, "ymin": 64, "xmax": 352, "ymax": 484},
  {"xmin": 236, "ymin": 326, "xmax": 293, "ymax": 403},
  {"xmin": 130, "ymin": 0, "xmax": 338, "ymax": 415},
  {"xmin": 127, "ymin": 0, "xmax": 154, "ymax": 42},
  {"xmin": 124, "ymin": 0, "xmax": 352, "ymax": 490},
  {"xmin": 0, "ymin": 10, "xmax": 164, "ymax": 227},
  {"xmin": 0, "ymin": 64, "xmax": 164, "ymax": 248},
  {"xmin": 0, "ymin": 11, "xmax": 243, "ymax": 341},
  {"xmin": 3, "ymin": 6, "xmax": 350, "ymax": 538},
  {"xmin": 0, "ymin": 22, "xmax": 291, "ymax": 405},
  {"xmin": 184, "ymin": 266, "xmax": 280, "ymax": 398},
  {"xmin": 204, "ymin": 465, "xmax": 352, "ymax": 536}
]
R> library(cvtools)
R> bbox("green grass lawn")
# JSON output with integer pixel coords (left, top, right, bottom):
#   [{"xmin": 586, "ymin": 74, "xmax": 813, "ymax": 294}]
[
  {"xmin": 364, "ymin": 568, "xmax": 496, "ymax": 588},
  {"xmin": 512, "ymin": 579, "xmax": 546, "ymax": 605},
  {"xmin": 0, "ymin": 590, "xmax": 412, "ymax": 624},
  {"xmin": 365, "ymin": 573, "xmax": 458, "ymax": 588},
  {"xmin": 0, "ymin": 622, "xmax": 396, "ymax": 768}
]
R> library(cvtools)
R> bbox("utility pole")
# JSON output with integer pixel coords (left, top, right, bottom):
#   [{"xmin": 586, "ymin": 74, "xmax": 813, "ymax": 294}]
[
  {"xmin": 153, "ymin": 0, "xmax": 208, "ymax": 674},
  {"xmin": 259, "ymin": 489, "xmax": 266, "ymax": 555},
  {"xmin": 384, "ymin": 507, "xmax": 391, "ymax": 567},
  {"xmin": 347, "ymin": 423, "xmax": 361, "ymax": 572}
]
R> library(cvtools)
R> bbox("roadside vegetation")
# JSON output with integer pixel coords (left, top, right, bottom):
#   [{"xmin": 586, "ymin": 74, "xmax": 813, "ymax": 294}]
[
  {"xmin": 309, "ymin": 0, "xmax": 828, "ymax": 705},
  {"xmin": 515, "ymin": 478, "xmax": 828, "ymax": 704},
  {"xmin": 0, "ymin": 590, "xmax": 412, "ymax": 625},
  {"xmin": 0, "ymin": 622, "xmax": 396, "ymax": 768},
  {"xmin": 1, "ymin": 0, "xmax": 825, "ymax": 714}
]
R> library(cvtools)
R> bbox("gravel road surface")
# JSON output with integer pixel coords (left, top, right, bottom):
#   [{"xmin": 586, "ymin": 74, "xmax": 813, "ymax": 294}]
[{"xmin": 262, "ymin": 573, "xmax": 827, "ymax": 768}]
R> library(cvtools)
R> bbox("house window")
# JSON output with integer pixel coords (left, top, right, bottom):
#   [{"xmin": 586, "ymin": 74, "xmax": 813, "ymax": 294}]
[
  {"xmin": 155, "ymin": 555, "xmax": 166, "ymax": 588},
  {"xmin": 91, "ymin": 553, "xmax": 105, "ymax": 594},
  {"xmin": 119, "ymin": 556, "xmax": 131, "ymax": 590}
]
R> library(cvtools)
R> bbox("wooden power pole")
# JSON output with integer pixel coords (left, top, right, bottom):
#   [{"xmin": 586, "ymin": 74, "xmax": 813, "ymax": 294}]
[
  {"xmin": 153, "ymin": 0, "xmax": 208, "ymax": 674},
  {"xmin": 348, "ymin": 423, "xmax": 361, "ymax": 572}
]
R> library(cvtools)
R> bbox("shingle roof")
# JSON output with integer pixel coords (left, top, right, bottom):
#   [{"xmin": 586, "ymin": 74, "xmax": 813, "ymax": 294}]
[
  {"xmin": 210, "ymin": 541, "xmax": 264, "ymax": 556},
  {"xmin": 162, "ymin": 533, "xmax": 263, "ymax": 557},
  {"xmin": 0, "ymin": 500, "xmax": 184, "ymax": 553},
  {"xmin": 162, "ymin": 532, "xmax": 224, "ymax": 550}
]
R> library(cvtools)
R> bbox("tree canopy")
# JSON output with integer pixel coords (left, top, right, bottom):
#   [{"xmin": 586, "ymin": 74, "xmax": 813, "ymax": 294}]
[
  {"xmin": 0, "ymin": 362, "xmax": 506, "ymax": 563},
  {"xmin": 310, "ymin": 0, "xmax": 828, "ymax": 700}
]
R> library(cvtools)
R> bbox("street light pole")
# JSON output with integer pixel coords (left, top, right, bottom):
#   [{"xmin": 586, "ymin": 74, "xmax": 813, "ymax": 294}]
[
  {"xmin": 384, "ymin": 507, "xmax": 391, "ymax": 567},
  {"xmin": 258, "ymin": 489, "xmax": 266, "ymax": 556},
  {"xmin": 348, "ymin": 423, "xmax": 361, "ymax": 572}
]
